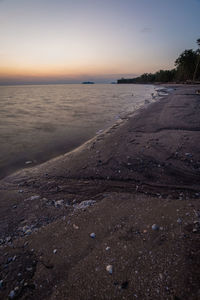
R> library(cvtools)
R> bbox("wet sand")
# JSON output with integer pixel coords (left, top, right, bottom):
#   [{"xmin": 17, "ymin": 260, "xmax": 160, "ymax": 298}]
[{"xmin": 0, "ymin": 85, "xmax": 200, "ymax": 299}]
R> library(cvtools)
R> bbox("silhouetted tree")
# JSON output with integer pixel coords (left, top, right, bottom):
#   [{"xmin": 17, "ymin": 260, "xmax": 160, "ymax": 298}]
[
  {"xmin": 175, "ymin": 49, "xmax": 197, "ymax": 81},
  {"xmin": 193, "ymin": 38, "xmax": 200, "ymax": 82},
  {"xmin": 117, "ymin": 39, "xmax": 200, "ymax": 84},
  {"xmin": 154, "ymin": 69, "xmax": 176, "ymax": 82}
]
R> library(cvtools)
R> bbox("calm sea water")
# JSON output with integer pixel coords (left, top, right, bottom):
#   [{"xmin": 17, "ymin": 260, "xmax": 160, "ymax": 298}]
[{"xmin": 0, "ymin": 84, "xmax": 157, "ymax": 178}]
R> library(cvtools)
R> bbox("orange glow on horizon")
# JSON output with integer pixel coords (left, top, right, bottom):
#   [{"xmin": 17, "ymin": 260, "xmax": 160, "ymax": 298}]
[
  {"xmin": 0, "ymin": 62, "xmax": 145, "ymax": 80},
  {"xmin": 0, "ymin": 0, "xmax": 199, "ymax": 84}
]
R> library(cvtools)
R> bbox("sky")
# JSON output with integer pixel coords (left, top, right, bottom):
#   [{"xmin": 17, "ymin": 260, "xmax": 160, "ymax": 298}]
[{"xmin": 0, "ymin": 0, "xmax": 200, "ymax": 84}]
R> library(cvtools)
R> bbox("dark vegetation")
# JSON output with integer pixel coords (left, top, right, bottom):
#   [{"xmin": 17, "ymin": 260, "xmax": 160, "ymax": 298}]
[{"xmin": 118, "ymin": 39, "xmax": 200, "ymax": 84}]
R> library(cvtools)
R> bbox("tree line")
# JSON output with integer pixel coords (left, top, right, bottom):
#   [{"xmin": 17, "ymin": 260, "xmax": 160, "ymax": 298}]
[{"xmin": 118, "ymin": 39, "xmax": 200, "ymax": 84}]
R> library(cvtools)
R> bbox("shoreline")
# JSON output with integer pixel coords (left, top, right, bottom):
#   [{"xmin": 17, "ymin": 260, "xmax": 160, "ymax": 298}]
[
  {"xmin": 0, "ymin": 85, "xmax": 168, "ymax": 182},
  {"xmin": 0, "ymin": 84, "xmax": 158, "ymax": 180},
  {"xmin": 0, "ymin": 85, "xmax": 200, "ymax": 299}
]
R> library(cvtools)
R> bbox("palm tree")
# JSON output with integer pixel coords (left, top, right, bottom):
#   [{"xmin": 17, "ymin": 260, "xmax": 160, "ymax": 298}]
[
  {"xmin": 175, "ymin": 49, "xmax": 197, "ymax": 81},
  {"xmin": 193, "ymin": 38, "xmax": 200, "ymax": 82}
]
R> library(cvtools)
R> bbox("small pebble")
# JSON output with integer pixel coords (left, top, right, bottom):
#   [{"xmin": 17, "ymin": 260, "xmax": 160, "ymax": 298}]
[
  {"xmin": 29, "ymin": 195, "xmax": 40, "ymax": 201},
  {"xmin": 106, "ymin": 265, "xmax": 113, "ymax": 274},
  {"xmin": 106, "ymin": 246, "xmax": 110, "ymax": 251},
  {"xmin": 22, "ymin": 226, "xmax": 29, "ymax": 233},
  {"xmin": 7, "ymin": 257, "xmax": 13, "ymax": 264},
  {"xmin": 0, "ymin": 280, "xmax": 3, "ymax": 289},
  {"xmin": 8, "ymin": 290, "xmax": 15, "ymax": 299},
  {"xmin": 177, "ymin": 218, "xmax": 182, "ymax": 224},
  {"xmin": 185, "ymin": 153, "xmax": 192, "ymax": 157},
  {"xmin": 194, "ymin": 220, "xmax": 199, "ymax": 224},
  {"xmin": 152, "ymin": 224, "xmax": 159, "ymax": 231},
  {"xmin": 25, "ymin": 229, "xmax": 32, "ymax": 235},
  {"xmin": 54, "ymin": 200, "xmax": 64, "ymax": 207},
  {"xmin": 74, "ymin": 200, "xmax": 96, "ymax": 210},
  {"xmin": 53, "ymin": 249, "xmax": 57, "ymax": 254},
  {"xmin": 90, "ymin": 233, "xmax": 96, "ymax": 239},
  {"xmin": 6, "ymin": 236, "xmax": 12, "ymax": 243},
  {"xmin": 73, "ymin": 224, "xmax": 79, "ymax": 230}
]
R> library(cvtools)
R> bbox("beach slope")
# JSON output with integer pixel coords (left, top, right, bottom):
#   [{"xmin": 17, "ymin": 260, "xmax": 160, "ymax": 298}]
[{"xmin": 0, "ymin": 86, "xmax": 200, "ymax": 299}]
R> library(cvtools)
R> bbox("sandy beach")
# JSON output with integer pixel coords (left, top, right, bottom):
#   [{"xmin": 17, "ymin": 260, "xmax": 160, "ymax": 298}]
[{"xmin": 0, "ymin": 85, "xmax": 200, "ymax": 299}]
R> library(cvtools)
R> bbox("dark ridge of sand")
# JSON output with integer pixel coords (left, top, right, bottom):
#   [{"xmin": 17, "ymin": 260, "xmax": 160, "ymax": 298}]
[{"xmin": 0, "ymin": 85, "xmax": 200, "ymax": 300}]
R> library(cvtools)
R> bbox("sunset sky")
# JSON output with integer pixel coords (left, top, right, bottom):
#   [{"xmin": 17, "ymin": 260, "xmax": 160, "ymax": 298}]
[{"xmin": 0, "ymin": 0, "xmax": 200, "ymax": 84}]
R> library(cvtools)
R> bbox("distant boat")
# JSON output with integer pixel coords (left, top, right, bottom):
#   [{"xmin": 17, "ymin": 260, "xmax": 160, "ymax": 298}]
[{"xmin": 82, "ymin": 81, "xmax": 94, "ymax": 84}]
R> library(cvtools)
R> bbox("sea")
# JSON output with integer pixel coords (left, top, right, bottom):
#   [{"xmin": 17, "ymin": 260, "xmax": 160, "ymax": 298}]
[{"xmin": 0, "ymin": 83, "xmax": 160, "ymax": 178}]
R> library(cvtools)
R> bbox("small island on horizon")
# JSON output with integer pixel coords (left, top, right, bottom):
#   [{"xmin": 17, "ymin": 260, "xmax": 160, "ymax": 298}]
[{"xmin": 82, "ymin": 81, "xmax": 95, "ymax": 84}]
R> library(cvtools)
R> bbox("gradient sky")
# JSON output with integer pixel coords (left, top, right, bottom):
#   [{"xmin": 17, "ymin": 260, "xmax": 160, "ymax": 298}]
[{"xmin": 0, "ymin": 0, "xmax": 200, "ymax": 84}]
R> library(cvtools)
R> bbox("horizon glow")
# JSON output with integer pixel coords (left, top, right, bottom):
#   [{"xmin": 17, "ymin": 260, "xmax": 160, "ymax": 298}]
[{"xmin": 0, "ymin": 0, "xmax": 200, "ymax": 84}]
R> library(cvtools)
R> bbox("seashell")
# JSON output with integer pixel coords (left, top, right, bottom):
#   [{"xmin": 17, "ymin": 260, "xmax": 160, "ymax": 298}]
[{"xmin": 106, "ymin": 265, "xmax": 113, "ymax": 274}]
